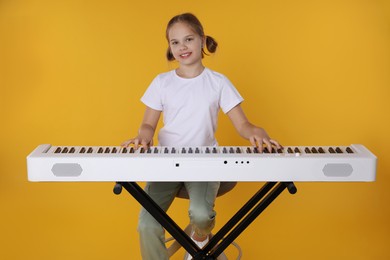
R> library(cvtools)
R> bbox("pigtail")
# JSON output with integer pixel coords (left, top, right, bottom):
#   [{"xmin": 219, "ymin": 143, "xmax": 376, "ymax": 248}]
[
  {"xmin": 166, "ymin": 48, "xmax": 175, "ymax": 61},
  {"xmin": 205, "ymin": 35, "xmax": 218, "ymax": 54}
]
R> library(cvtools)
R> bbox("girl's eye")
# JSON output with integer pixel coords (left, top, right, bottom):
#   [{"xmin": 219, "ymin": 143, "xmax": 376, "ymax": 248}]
[
  {"xmin": 171, "ymin": 41, "xmax": 178, "ymax": 45},
  {"xmin": 186, "ymin": 38, "xmax": 193, "ymax": 42}
]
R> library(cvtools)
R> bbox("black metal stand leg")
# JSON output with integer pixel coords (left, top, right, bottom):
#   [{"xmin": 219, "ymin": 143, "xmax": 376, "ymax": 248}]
[
  {"xmin": 203, "ymin": 182, "xmax": 277, "ymax": 253},
  {"xmin": 209, "ymin": 182, "xmax": 296, "ymax": 258}
]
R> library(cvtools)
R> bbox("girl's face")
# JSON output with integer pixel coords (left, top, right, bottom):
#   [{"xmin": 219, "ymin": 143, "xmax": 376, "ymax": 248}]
[{"xmin": 168, "ymin": 22, "xmax": 204, "ymax": 66}]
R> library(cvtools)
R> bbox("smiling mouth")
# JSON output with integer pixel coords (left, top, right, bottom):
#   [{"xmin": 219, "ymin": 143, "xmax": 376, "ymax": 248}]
[{"xmin": 180, "ymin": 52, "xmax": 192, "ymax": 58}]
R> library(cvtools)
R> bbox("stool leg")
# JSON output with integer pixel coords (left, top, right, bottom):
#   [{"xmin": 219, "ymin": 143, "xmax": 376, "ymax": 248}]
[{"xmin": 209, "ymin": 234, "xmax": 228, "ymax": 260}]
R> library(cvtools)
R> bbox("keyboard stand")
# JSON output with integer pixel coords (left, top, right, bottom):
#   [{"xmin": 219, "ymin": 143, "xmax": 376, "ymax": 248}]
[{"xmin": 114, "ymin": 181, "xmax": 297, "ymax": 260}]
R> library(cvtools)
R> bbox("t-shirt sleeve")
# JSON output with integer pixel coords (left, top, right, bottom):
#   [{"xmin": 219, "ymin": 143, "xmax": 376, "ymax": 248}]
[
  {"xmin": 140, "ymin": 76, "xmax": 163, "ymax": 111},
  {"xmin": 219, "ymin": 76, "xmax": 244, "ymax": 114}
]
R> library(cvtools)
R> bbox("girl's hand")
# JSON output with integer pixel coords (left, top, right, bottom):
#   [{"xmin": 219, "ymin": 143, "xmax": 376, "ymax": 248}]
[
  {"xmin": 248, "ymin": 128, "xmax": 282, "ymax": 153},
  {"xmin": 122, "ymin": 106, "xmax": 161, "ymax": 150},
  {"xmin": 121, "ymin": 135, "xmax": 153, "ymax": 150}
]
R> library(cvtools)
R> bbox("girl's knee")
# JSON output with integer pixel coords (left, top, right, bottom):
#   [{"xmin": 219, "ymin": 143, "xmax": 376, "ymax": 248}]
[{"xmin": 189, "ymin": 208, "xmax": 216, "ymax": 228}]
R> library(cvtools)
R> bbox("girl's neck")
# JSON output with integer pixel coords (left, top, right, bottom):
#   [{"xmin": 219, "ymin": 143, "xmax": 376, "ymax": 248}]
[{"xmin": 175, "ymin": 64, "xmax": 205, "ymax": 79}]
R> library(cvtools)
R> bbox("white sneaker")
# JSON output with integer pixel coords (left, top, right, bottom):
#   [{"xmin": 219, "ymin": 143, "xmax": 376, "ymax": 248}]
[
  {"xmin": 184, "ymin": 232, "xmax": 209, "ymax": 260},
  {"xmin": 193, "ymin": 234, "xmax": 209, "ymax": 248}
]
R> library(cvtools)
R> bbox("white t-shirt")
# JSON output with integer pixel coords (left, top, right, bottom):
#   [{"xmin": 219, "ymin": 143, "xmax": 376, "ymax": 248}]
[{"xmin": 141, "ymin": 68, "xmax": 244, "ymax": 147}]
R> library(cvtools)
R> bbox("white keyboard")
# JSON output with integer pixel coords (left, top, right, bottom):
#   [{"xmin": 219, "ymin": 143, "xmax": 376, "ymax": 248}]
[{"xmin": 26, "ymin": 144, "xmax": 377, "ymax": 182}]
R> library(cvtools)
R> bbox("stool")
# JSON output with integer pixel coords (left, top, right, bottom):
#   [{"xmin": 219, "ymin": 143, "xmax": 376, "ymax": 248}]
[{"xmin": 165, "ymin": 182, "xmax": 242, "ymax": 260}]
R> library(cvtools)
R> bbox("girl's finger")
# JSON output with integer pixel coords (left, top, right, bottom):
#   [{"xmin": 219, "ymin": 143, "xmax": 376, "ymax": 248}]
[
  {"xmin": 257, "ymin": 137, "xmax": 264, "ymax": 153},
  {"xmin": 121, "ymin": 139, "xmax": 132, "ymax": 147},
  {"xmin": 263, "ymin": 138, "xmax": 272, "ymax": 152},
  {"xmin": 134, "ymin": 139, "xmax": 140, "ymax": 150},
  {"xmin": 270, "ymin": 139, "xmax": 283, "ymax": 149},
  {"xmin": 141, "ymin": 139, "xmax": 149, "ymax": 150},
  {"xmin": 249, "ymin": 136, "xmax": 257, "ymax": 147}
]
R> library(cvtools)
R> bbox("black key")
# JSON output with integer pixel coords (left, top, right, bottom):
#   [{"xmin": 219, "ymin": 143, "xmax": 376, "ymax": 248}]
[
  {"xmin": 140, "ymin": 147, "xmax": 145, "ymax": 153},
  {"xmin": 105, "ymin": 147, "xmax": 110, "ymax": 153},
  {"xmin": 246, "ymin": 147, "xmax": 252, "ymax": 154},
  {"xmin": 336, "ymin": 147, "xmax": 343, "ymax": 153},
  {"xmin": 147, "ymin": 148, "xmax": 152, "ymax": 153},
  {"xmin": 346, "ymin": 147, "xmax": 354, "ymax": 153},
  {"xmin": 311, "ymin": 147, "xmax": 318, "ymax": 153},
  {"xmin": 154, "ymin": 147, "xmax": 159, "ymax": 153},
  {"xmin": 277, "ymin": 148, "xmax": 283, "ymax": 153},
  {"xmin": 329, "ymin": 147, "xmax": 336, "ymax": 153},
  {"xmin": 55, "ymin": 147, "xmax": 62, "ymax": 153},
  {"xmin": 69, "ymin": 147, "xmax": 75, "ymax": 153},
  {"xmin": 195, "ymin": 148, "xmax": 200, "ymax": 153},
  {"xmin": 80, "ymin": 147, "xmax": 86, "ymax": 153},
  {"xmin": 294, "ymin": 147, "xmax": 301, "ymax": 153},
  {"xmin": 61, "ymin": 147, "xmax": 69, "ymax": 153},
  {"xmin": 254, "ymin": 147, "xmax": 259, "ymax": 153},
  {"xmin": 98, "ymin": 147, "xmax": 103, "ymax": 153},
  {"xmin": 112, "ymin": 147, "xmax": 117, "ymax": 153},
  {"xmin": 287, "ymin": 147, "xmax": 293, "ymax": 153},
  {"xmin": 205, "ymin": 147, "xmax": 210, "ymax": 153},
  {"xmin": 182, "ymin": 148, "xmax": 186, "ymax": 154},
  {"xmin": 229, "ymin": 147, "xmax": 234, "ymax": 153},
  {"xmin": 212, "ymin": 147, "xmax": 217, "ymax": 154},
  {"xmin": 171, "ymin": 148, "xmax": 176, "ymax": 154},
  {"xmin": 188, "ymin": 148, "xmax": 193, "ymax": 153},
  {"xmin": 236, "ymin": 147, "xmax": 241, "ymax": 153},
  {"xmin": 318, "ymin": 147, "xmax": 325, "ymax": 153},
  {"xmin": 122, "ymin": 147, "xmax": 127, "ymax": 153},
  {"xmin": 87, "ymin": 147, "xmax": 93, "ymax": 153},
  {"xmin": 304, "ymin": 147, "xmax": 311, "ymax": 153},
  {"xmin": 263, "ymin": 147, "xmax": 269, "ymax": 153},
  {"xmin": 129, "ymin": 147, "xmax": 135, "ymax": 153},
  {"xmin": 223, "ymin": 147, "xmax": 228, "ymax": 154},
  {"xmin": 164, "ymin": 147, "xmax": 169, "ymax": 154}
]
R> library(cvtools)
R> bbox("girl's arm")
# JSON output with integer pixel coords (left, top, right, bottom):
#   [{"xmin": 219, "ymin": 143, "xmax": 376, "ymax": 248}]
[
  {"xmin": 121, "ymin": 106, "xmax": 161, "ymax": 149},
  {"xmin": 227, "ymin": 104, "xmax": 282, "ymax": 152}
]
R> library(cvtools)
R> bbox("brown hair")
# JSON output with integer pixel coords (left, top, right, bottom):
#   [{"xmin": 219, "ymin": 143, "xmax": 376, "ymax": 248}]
[{"xmin": 165, "ymin": 13, "xmax": 218, "ymax": 61}]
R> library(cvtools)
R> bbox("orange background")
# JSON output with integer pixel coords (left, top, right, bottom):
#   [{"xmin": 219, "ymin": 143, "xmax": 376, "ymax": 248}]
[{"xmin": 1, "ymin": 0, "xmax": 389, "ymax": 259}]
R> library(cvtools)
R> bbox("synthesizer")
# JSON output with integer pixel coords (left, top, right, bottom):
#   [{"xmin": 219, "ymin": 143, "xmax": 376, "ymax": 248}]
[{"xmin": 26, "ymin": 144, "xmax": 376, "ymax": 182}]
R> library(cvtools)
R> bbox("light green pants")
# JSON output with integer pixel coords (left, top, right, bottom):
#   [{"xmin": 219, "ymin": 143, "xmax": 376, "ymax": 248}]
[{"xmin": 138, "ymin": 182, "xmax": 220, "ymax": 260}]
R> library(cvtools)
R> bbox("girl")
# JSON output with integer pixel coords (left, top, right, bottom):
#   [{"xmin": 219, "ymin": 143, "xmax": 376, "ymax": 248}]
[{"xmin": 122, "ymin": 13, "xmax": 282, "ymax": 260}]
